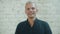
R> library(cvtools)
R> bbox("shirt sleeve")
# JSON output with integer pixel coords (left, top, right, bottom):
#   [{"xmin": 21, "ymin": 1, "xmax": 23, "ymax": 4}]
[
  {"xmin": 44, "ymin": 22, "xmax": 52, "ymax": 34},
  {"xmin": 15, "ymin": 23, "xmax": 21, "ymax": 34}
]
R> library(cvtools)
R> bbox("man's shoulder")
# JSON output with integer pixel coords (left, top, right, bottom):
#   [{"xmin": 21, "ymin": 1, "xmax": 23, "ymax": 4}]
[
  {"xmin": 37, "ymin": 19, "xmax": 48, "ymax": 25},
  {"xmin": 17, "ymin": 20, "xmax": 27, "ymax": 26},
  {"xmin": 37, "ymin": 19, "xmax": 47, "ymax": 23}
]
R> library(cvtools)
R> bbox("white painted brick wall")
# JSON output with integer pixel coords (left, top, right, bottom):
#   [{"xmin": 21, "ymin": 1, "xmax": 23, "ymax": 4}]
[{"xmin": 0, "ymin": 0, "xmax": 60, "ymax": 34}]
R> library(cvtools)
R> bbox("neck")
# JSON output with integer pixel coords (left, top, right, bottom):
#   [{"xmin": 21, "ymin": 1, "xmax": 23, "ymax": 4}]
[{"xmin": 28, "ymin": 17, "xmax": 36, "ymax": 27}]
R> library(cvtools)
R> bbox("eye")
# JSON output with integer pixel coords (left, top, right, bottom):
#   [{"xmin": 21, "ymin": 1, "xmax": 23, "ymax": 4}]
[
  {"xmin": 27, "ymin": 8, "xmax": 30, "ymax": 10},
  {"xmin": 32, "ymin": 7, "xmax": 35, "ymax": 10}
]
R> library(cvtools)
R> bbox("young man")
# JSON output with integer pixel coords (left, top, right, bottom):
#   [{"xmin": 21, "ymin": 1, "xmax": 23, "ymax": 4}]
[{"xmin": 15, "ymin": 1, "xmax": 52, "ymax": 34}]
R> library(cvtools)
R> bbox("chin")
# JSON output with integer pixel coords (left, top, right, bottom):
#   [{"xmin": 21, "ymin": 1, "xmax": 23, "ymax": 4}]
[{"xmin": 28, "ymin": 15, "xmax": 35, "ymax": 18}]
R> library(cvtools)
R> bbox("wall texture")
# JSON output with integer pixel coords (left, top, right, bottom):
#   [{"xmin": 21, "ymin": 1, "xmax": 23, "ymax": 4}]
[{"xmin": 0, "ymin": 0, "xmax": 60, "ymax": 34}]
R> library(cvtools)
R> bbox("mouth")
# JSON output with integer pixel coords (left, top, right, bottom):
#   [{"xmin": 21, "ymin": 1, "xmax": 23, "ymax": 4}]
[
  {"xmin": 27, "ymin": 13, "xmax": 36, "ymax": 18},
  {"xmin": 28, "ymin": 13, "xmax": 35, "ymax": 16},
  {"xmin": 28, "ymin": 12, "xmax": 35, "ymax": 15}
]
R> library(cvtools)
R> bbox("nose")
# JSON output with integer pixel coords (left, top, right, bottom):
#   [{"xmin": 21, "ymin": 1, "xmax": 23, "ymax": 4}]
[{"xmin": 29, "ymin": 8, "xmax": 33, "ymax": 12}]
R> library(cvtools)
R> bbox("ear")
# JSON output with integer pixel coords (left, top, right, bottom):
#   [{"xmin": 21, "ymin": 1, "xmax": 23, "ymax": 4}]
[
  {"xmin": 36, "ymin": 8, "xmax": 38, "ymax": 12},
  {"xmin": 25, "ymin": 10, "xmax": 26, "ymax": 14},
  {"xmin": 25, "ymin": 9, "xmax": 27, "ymax": 14},
  {"xmin": 25, "ymin": 7, "xmax": 26, "ymax": 14}
]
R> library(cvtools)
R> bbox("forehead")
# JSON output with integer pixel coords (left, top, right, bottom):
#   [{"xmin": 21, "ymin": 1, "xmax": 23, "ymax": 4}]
[{"xmin": 25, "ymin": 3, "xmax": 36, "ymax": 8}]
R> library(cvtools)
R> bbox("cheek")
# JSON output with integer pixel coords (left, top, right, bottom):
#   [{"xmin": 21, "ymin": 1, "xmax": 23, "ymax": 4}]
[
  {"xmin": 33, "ymin": 10, "xmax": 37, "ymax": 13},
  {"xmin": 25, "ymin": 11, "xmax": 29, "ymax": 14}
]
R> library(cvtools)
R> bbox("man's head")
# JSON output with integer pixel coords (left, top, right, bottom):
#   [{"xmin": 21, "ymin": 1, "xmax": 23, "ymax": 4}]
[{"xmin": 25, "ymin": 1, "xmax": 38, "ymax": 18}]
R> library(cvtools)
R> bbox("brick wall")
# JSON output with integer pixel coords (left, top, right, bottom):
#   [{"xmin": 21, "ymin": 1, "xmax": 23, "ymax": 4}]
[{"xmin": 0, "ymin": 0, "xmax": 60, "ymax": 34}]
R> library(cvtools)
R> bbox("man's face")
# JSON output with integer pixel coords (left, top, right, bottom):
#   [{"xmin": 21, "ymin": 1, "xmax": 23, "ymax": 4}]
[{"xmin": 25, "ymin": 3, "xmax": 37, "ymax": 18}]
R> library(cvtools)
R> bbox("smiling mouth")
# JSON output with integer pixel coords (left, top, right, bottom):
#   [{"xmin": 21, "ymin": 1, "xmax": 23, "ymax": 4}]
[
  {"xmin": 28, "ymin": 13, "xmax": 35, "ymax": 16},
  {"xmin": 29, "ymin": 12, "xmax": 35, "ymax": 14}
]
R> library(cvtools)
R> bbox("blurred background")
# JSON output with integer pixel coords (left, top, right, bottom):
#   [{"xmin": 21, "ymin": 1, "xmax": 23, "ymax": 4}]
[{"xmin": 0, "ymin": 0, "xmax": 60, "ymax": 34}]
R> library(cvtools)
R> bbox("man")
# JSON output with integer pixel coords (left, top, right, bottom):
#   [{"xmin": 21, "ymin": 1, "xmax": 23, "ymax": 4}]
[{"xmin": 15, "ymin": 1, "xmax": 52, "ymax": 34}]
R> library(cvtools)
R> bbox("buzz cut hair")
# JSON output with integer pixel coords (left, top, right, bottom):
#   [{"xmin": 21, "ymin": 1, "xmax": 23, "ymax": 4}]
[{"xmin": 25, "ymin": 1, "xmax": 37, "ymax": 8}]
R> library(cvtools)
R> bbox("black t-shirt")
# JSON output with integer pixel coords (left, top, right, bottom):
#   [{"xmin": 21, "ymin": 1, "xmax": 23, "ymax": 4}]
[{"xmin": 15, "ymin": 18, "xmax": 52, "ymax": 34}]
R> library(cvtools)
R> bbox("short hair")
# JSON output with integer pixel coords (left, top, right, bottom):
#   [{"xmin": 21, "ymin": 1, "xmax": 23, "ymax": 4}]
[{"xmin": 25, "ymin": 1, "xmax": 37, "ymax": 8}]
